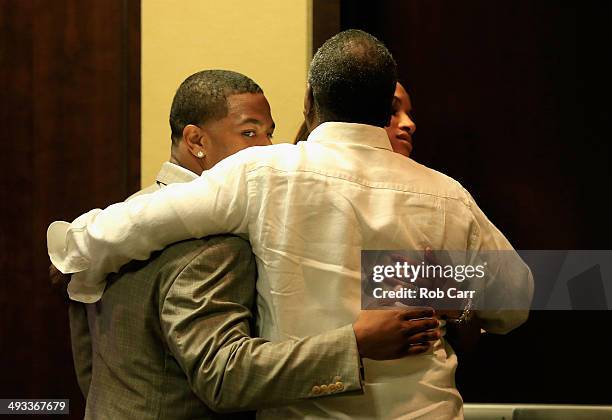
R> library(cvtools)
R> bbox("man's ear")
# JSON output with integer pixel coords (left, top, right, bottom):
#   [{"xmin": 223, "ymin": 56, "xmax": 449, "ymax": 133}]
[
  {"xmin": 303, "ymin": 84, "xmax": 315, "ymax": 130},
  {"xmin": 182, "ymin": 124, "xmax": 205, "ymax": 157}
]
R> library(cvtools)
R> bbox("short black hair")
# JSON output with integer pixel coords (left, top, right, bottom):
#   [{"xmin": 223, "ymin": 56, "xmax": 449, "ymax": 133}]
[
  {"xmin": 308, "ymin": 29, "xmax": 397, "ymax": 127},
  {"xmin": 169, "ymin": 70, "xmax": 263, "ymax": 144}
]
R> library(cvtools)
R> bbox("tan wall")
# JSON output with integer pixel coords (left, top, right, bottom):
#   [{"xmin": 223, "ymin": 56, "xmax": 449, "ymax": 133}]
[{"xmin": 141, "ymin": 0, "xmax": 312, "ymax": 186}]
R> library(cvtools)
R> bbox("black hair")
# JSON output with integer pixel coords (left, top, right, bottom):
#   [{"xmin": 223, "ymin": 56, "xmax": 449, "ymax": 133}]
[
  {"xmin": 169, "ymin": 70, "xmax": 263, "ymax": 144},
  {"xmin": 308, "ymin": 29, "xmax": 397, "ymax": 128}
]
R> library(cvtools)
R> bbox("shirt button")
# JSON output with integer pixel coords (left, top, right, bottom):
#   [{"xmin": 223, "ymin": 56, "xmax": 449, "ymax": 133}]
[
  {"xmin": 336, "ymin": 381, "xmax": 344, "ymax": 391},
  {"xmin": 312, "ymin": 386, "xmax": 321, "ymax": 395},
  {"xmin": 320, "ymin": 384, "xmax": 328, "ymax": 393}
]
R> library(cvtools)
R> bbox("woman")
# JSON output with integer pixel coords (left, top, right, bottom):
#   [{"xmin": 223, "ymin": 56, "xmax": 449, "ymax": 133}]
[
  {"xmin": 294, "ymin": 82, "xmax": 417, "ymax": 158},
  {"xmin": 385, "ymin": 82, "xmax": 416, "ymax": 157}
]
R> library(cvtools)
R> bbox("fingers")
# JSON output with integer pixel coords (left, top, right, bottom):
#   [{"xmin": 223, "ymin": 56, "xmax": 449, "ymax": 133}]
[
  {"xmin": 389, "ymin": 253, "xmax": 417, "ymax": 265},
  {"xmin": 402, "ymin": 318, "xmax": 440, "ymax": 336},
  {"xmin": 397, "ymin": 322, "xmax": 441, "ymax": 358},
  {"xmin": 436, "ymin": 309, "xmax": 463, "ymax": 320},
  {"xmin": 398, "ymin": 306, "xmax": 435, "ymax": 320},
  {"xmin": 405, "ymin": 329, "xmax": 441, "ymax": 345},
  {"xmin": 402, "ymin": 343, "xmax": 431, "ymax": 356}
]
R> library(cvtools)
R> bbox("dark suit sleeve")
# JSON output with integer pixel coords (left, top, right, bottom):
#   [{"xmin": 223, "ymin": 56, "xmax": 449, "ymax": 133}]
[
  {"xmin": 68, "ymin": 301, "xmax": 92, "ymax": 398},
  {"xmin": 160, "ymin": 235, "xmax": 362, "ymax": 413}
]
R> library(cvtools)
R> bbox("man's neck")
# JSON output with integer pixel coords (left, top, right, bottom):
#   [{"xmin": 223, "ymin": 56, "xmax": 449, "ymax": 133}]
[
  {"xmin": 169, "ymin": 150, "xmax": 199, "ymax": 175},
  {"xmin": 168, "ymin": 153, "xmax": 183, "ymax": 168}
]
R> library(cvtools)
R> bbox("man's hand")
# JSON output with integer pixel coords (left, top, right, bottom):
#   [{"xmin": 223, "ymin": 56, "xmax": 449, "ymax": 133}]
[
  {"xmin": 353, "ymin": 307, "xmax": 440, "ymax": 360},
  {"xmin": 385, "ymin": 250, "xmax": 465, "ymax": 320},
  {"xmin": 49, "ymin": 264, "xmax": 70, "ymax": 290}
]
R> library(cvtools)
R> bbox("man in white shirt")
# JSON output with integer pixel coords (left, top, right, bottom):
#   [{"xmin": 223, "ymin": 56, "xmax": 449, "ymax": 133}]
[
  {"xmin": 49, "ymin": 31, "xmax": 533, "ymax": 419},
  {"xmin": 64, "ymin": 69, "xmax": 443, "ymax": 419}
]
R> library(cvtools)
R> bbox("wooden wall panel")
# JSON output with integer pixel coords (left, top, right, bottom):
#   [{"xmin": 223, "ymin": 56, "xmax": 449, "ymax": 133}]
[
  {"xmin": 0, "ymin": 0, "xmax": 140, "ymax": 417},
  {"xmin": 340, "ymin": 0, "xmax": 611, "ymax": 405},
  {"xmin": 312, "ymin": 0, "xmax": 340, "ymax": 54}
]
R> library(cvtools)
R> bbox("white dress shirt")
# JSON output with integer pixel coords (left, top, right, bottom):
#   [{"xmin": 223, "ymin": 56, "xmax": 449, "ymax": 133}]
[
  {"xmin": 48, "ymin": 122, "xmax": 533, "ymax": 419},
  {"xmin": 137, "ymin": 161, "xmax": 199, "ymax": 196}
]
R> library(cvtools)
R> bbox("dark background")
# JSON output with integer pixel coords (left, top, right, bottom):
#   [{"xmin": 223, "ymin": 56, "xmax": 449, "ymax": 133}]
[
  {"xmin": 1, "ymin": 1, "xmax": 610, "ymax": 418},
  {"xmin": 0, "ymin": 0, "xmax": 140, "ymax": 418},
  {"xmin": 337, "ymin": 0, "xmax": 612, "ymax": 405}
]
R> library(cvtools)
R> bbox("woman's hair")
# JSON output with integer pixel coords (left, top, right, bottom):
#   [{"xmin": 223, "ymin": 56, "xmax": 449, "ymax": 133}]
[{"xmin": 293, "ymin": 121, "xmax": 310, "ymax": 144}]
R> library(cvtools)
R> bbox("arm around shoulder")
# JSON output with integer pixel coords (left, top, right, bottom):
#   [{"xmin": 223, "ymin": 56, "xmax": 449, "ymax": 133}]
[{"xmin": 47, "ymin": 158, "xmax": 250, "ymax": 303}]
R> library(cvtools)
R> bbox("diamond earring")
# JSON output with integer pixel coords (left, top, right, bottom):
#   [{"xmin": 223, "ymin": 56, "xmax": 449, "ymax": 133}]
[{"xmin": 196, "ymin": 151, "xmax": 204, "ymax": 158}]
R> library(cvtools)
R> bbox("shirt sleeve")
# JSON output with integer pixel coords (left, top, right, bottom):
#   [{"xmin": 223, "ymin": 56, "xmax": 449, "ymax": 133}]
[
  {"xmin": 160, "ymin": 235, "xmax": 362, "ymax": 412},
  {"xmin": 47, "ymin": 153, "xmax": 251, "ymax": 303},
  {"xmin": 464, "ymin": 188, "xmax": 535, "ymax": 334}
]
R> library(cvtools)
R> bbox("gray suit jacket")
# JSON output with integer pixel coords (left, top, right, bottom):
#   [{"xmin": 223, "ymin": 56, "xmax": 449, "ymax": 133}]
[{"xmin": 69, "ymin": 163, "xmax": 362, "ymax": 419}]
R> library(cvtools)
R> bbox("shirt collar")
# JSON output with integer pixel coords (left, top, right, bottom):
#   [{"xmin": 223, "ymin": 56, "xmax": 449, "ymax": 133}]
[
  {"xmin": 306, "ymin": 122, "xmax": 393, "ymax": 151},
  {"xmin": 156, "ymin": 161, "xmax": 198, "ymax": 186}
]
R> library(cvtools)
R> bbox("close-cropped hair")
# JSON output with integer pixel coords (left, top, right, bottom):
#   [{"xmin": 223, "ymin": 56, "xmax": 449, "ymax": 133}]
[
  {"xmin": 308, "ymin": 29, "xmax": 397, "ymax": 127},
  {"xmin": 169, "ymin": 70, "xmax": 263, "ymax": 144}
]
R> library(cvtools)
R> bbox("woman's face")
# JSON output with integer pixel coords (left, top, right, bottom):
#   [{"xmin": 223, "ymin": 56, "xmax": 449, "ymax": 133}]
[{"xmin": 385, "ymin": 83, "xmax": 416, "ymax": 157}]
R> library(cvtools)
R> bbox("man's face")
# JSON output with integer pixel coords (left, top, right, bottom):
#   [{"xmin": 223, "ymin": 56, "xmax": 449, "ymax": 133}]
[
  {"xmin": 201, "ymin": 93, "xmax": 275, "ymax": 169},
  {"xmin": 385, "ymin": 83, "xmax": 416, "ymax": 158}
]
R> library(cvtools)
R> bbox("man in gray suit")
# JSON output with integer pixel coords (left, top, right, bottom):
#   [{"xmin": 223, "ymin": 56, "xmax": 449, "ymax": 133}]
[{"xmin": 66, "ymin": 70, "xmax": 441, "ymax": 419}]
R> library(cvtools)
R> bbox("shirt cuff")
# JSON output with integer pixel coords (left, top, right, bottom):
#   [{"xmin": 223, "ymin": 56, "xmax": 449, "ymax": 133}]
[{"xmin": 47, "ymin": 221, "xmax": 90, "ymax": 274}]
